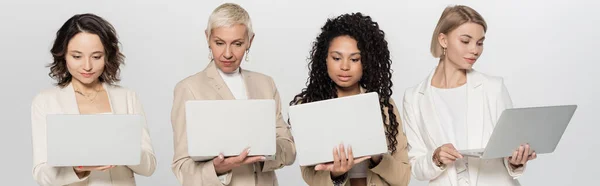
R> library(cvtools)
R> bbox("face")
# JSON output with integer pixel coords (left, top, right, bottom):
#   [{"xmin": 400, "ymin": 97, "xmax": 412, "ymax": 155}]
[
  {"xmin": 326, "ymin": 35, "xmax": 363, "ymax": 89},
  {"xmin": 439, "ymin": 22, "xmax": 485, "ymax": 70},
  {"xmin": 206, "ymin": 24, "xmax": 253, "ymax": 73},
  {"xmin": 65, "ymin": 32, "xmax": 106, "ymax": 85}
]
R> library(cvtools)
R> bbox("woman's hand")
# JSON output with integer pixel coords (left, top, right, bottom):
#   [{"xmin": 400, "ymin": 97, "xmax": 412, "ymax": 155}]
[
  {"xmin": 433, "ymin": 143, "xmax": 463, "ymax": 166},
  {"xmin": 314, "ymin": 144, "xmax": 371, "ymax": 178}
]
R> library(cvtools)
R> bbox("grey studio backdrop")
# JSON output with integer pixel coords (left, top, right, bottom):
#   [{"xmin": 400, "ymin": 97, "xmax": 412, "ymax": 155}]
[{"xmin": 1, "ymin": 0, "xmax": 597, "ymax": 185}]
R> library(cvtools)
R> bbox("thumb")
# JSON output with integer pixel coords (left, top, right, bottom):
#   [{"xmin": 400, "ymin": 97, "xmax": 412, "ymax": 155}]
[{"xmin": 214, "ymin": 154, "xmax": 225, "ymax": 165}]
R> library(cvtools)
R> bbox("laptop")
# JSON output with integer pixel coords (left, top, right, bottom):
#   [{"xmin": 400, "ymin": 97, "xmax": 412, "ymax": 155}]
[
  {"xmin": 185, "ymin": 99, "xmax": 276, "ymax": 161},
  {"xmin": 46, "ymin": 114, "xmax": 143, "ymax": 167},
  {"xmin": 288, "ymin": 92, "xmax": 389, "ymax": 166},
  {"xmin": 459, "ymin": 105, "xmax": 577, "ymax": 159}
]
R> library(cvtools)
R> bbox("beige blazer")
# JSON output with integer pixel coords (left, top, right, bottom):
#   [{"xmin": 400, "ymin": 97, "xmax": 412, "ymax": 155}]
[
  {"xmin": 31, "ymin": 83, "xmax": 157, "ymax": 186},
  {"xmin": 170, "ymin": 62, "xmax": 296, "ymax": 186},
  {"xmin": 299, "ymin": 89, "xmax": 411, "ymax": 186},
  {"xmin": 402, "ymin": 69, "xmax": 525, "ymax": 186}
]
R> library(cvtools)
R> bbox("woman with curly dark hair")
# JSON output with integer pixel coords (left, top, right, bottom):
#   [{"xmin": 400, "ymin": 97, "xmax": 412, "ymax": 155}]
[{"xmin": 291, "ymin": 12, "xmax": 410, "ymax": 186}]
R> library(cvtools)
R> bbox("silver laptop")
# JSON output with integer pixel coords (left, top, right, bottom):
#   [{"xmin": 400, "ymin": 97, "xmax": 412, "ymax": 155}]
[
  {"xmin": 459, "ymin": 105, "xmax": 577, "ymax": 159},
  {"xmin": 46, "ymin": 114, "xmax": 143, "ymax": 167},
  {"xmin": 288, "ymin": 92, "xmax": 389, "ymax": 166},
  {"xmin": 185, "ymin": 99, "xmax": 276, "ymax": 162}
]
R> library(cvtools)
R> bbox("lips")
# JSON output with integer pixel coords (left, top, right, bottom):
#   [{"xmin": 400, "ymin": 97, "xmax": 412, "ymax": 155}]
[
  {"xmin": 80, "ymin": 72, "xmax": 95, "ymax": 78},
  {"xmin": 221, "ymin": 61, "xmax": 235, "ymax": 67},
  {"xmin": 464, "ymin": 57, "xmax": 477, "ymax": 64},
  {"xmin": 338, "ymin": 75, "xmax": 352, "ymax": 82}
]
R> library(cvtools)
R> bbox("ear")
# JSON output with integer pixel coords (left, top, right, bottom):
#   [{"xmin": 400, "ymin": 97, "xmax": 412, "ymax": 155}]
[
  {"xmin": 247, "ymin": 33, "xmax": 255, "ymax": 51},
  {"xmin": 438, "ymin": 33, "xmax": 448, "ymax": 49}
]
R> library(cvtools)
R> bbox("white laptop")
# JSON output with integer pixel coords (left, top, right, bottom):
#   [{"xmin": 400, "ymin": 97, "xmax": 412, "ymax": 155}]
[
  {"xmin": 459, "ymin": 105, "xmax": 577, "ymax": 159},
  {"xmin": 46, "ymin": 114, "xmax": 143, "ymax": 167},
  {"xmin": 185, "ymin": 99, "xmax": 276, "ymax": 162},
  {"xmin": 288, "ymin": 92, "xmax": 389, "ymax": 166}
]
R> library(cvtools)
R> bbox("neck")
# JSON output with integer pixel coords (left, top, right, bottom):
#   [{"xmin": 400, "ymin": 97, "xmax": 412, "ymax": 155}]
[
  {"xmin": 432, "ymin": 58, "xmax": 467, "ymax": 88},
  {"xmin": 336, "ymin": 84, "xmax": 361, "ymax": 97},
  {"xmin": 71, "ymin": 79, "xmax": 102, "ymax": 93}
]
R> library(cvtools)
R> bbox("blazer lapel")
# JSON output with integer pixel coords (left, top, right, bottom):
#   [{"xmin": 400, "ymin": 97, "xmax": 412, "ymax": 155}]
[
  {"xmin": 205, "ymin": 61, "xmax": 235, "ymax": 100},
  {"xmin": 465, "ymin": 70, "xmax": 485, "ymax": 185},
  {"xmin": 102, "ymin": 83, "xmax": 120, "ymax": 114},
  {"xmin": 58, "ymin": 83, "xmax": 80, "ymax": 114},
  {"xmin": 241, "ymin": 70, "xmax": 256, "ymax": 99},
  {"xmin": 418, "ymin": 70, "xmax": 451, "ymax": 147}
]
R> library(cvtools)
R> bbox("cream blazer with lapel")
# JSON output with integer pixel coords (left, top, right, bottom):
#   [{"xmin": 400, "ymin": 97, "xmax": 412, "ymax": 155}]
[
  {"xmin": 402, "ymin": 69, "xmax": 525, "ymax": 186},
  {"xmin": 31, "ymin": 83, "xmax": 157, "ymax": 186},
  {"xmin": 170, "ymin": 62, "xmax": 296, "ymax": 186}
]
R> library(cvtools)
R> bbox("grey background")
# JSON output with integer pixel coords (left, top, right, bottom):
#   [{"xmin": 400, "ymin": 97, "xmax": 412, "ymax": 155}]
[{"xmin": 1, "ymin": 0, "xmax": 597, "ymax": 185}]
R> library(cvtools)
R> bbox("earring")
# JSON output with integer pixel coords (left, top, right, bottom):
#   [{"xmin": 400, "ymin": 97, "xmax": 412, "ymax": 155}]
[
  {"xmin": 244, "ymin": 49, "xmax": 250, "ymax": 62},
  {"xmin": 442, "ymin": 47, "xmax": 447, "ymax": 57},
  {"xmin": 208, "ymin": 49, "xmax": 214, "ymax": 61}
]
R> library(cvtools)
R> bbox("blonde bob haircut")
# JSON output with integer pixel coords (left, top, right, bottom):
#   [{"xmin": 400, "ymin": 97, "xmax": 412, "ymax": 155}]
[
  {"xmin": 206, "ymin": 3, "xmax": 254, "ymax": 41},
  {"xmin": 430, "ymin": 5, "xmax": 487, "ymax": 58}
]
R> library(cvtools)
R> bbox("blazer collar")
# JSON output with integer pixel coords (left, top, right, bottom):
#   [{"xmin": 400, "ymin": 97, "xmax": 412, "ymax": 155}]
[
  {"xmin": 418, "ymin": 68, "xmax": 482, "ymax": 95},
  {"xmin": 204, "ymin": 61, "xmax": 254, "ymax": 99}
]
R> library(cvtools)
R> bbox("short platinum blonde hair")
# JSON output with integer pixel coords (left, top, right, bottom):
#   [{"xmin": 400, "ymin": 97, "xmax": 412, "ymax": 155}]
[
  {"xmin": 206, "ymin": 3, "xmax": 254, "ymax": 40},
  {"xmin": 431, "ymin": 5, "xmax": 487, "ymax": 58}
]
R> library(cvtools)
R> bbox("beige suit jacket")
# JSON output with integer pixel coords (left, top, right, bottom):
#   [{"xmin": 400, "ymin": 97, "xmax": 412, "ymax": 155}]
[
  {"xmin": 31, "ymin": 83, "xmax": 157, "ymax": 186},
  {"xmin": 170, "ymin": 62, "xmax": 296, "ymax": 186}
]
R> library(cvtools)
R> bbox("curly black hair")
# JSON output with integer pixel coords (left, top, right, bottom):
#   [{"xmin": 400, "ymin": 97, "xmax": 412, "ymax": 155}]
[{"xmin": 290, "ymin": 12, "xmax": 400, "ymax": 153}]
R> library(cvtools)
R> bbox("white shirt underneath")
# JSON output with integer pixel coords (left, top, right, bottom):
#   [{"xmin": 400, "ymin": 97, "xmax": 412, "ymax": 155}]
[
  {"xmin": 217, "ymin": 67, "xmax": 247, "ymax": 100},
  {"xmin": 431, "ymin": 85, "xmax": 470, "ymax": 185}
]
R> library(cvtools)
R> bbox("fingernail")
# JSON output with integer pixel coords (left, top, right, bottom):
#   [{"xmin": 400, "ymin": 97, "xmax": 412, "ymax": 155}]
[{"xmin": 261, "ymin": 156, "xmax": 266, "ymax": 160}]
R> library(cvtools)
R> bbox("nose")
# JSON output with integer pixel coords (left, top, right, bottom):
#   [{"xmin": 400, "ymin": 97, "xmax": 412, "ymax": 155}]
[
  {"xmin": 469, "ymin": 44, "xmax": 481, "ymax": 56},
  {"xmin": 83, "ymin": 58, "xmax": 92, "ymax": 71},
  {"xmin": 340, "ymin": 59, "xmax": 350, "ymax": 71},
  {"xmin": 223, "ymin": 46, "xmax": 233, "ymax": 60}
]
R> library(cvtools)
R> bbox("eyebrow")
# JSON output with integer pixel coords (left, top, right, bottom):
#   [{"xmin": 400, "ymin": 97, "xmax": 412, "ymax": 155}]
[
  {"xmin": 69, "ymin": 50, "xmax": 104, "ymax": 55},
  {"xmin": 213, "ymin": 36, "xmax": 245, "ymax": 42},
  {"xmin": 460, "ymin": 34, "xmax": 485, "ymax": 41},
  {"xmin": 330, "ymin": 51, "xmax": 361, "ymax": 56}
]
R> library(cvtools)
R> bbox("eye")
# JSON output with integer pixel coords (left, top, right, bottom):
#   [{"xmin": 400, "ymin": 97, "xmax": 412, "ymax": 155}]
[
  {"xmin": 72, "ymin": 55, "xmax": 81, "ymax": 59},
  {"xmin": 351, "ymin": 58, "xmax": 360, "ymax": 62},
  {"xmin": 215, "ymin": 42, "xmax": 224, "ymax": 46},
  {"xmin": 234, "ymin": 42, "xmax": 243, "ymax": 47},
  {"xmin": 332, "ymin": 57, "xmax": 341, "ymax": 61},
  {"xmin": 92, "ymin": 56, "xmax": 102, "ymax": 60},
  {"xmin": 477, "ymin": 42, "xmax": 484, "ymax": 46},
  {"xmin": 461, "ymin": 40, "xmax": 469, "ymax": 44}
]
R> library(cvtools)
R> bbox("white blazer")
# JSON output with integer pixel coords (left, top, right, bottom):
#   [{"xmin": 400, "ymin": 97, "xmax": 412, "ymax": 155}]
[
  {"xmin": 31, "ymin": 83, "xmax": 156, "ymax": 186},
  {"xmin": 402, "ymin": 69, "xmax": 526, "ymax": 186}
]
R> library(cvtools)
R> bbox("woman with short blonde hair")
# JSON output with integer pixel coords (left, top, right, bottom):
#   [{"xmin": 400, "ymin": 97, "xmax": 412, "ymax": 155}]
[{"xmin": 170, "ymin": 3, "xmax": 296, "ymax": 186}]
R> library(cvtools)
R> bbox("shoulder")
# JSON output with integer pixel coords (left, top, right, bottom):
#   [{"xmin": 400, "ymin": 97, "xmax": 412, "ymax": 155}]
[
  {"xmin": 470, "ymin": 70, "xmax": 506, "ymax": 93},
  {"xmin": 31, "ymin": 86, "xmax": 62, "ymax": 106}
]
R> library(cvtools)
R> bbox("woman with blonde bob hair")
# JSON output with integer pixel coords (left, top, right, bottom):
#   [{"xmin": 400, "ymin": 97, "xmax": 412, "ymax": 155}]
[
  {"xmin": 402, "ymin": 5, "xmax": 536, "ymax": 186},
  {"xmin": 170, "ymin": 3, "xmax": 296, "ymax": 186}
]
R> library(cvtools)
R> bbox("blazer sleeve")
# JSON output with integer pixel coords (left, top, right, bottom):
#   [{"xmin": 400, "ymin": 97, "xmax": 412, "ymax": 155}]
[
  {"xmin": 402, "ymin": 90, "xmax": 446, "ymax": 181},
  {"xmin": 369, "ymin": 98, "xmax": 411, "ymax": 186},
  {"xmin": 495, "ymin": 79, "xmax": 527, "ymax": 178},
  {"xmin": 126, "ymin": 92, "xmax": 157, "ymax": 176},
  {"xmin": 31, "ymin": 95, "xmax": 90, "ymax": 186},
  {"xmin": 262, "ymin": 78, "xmax": 296, "ymax": 172},
  {"xmin": 171, "ymin": 82, "xmax": 226, "ymax": 186}
]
